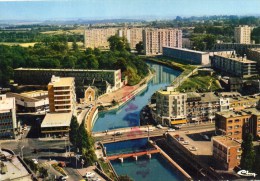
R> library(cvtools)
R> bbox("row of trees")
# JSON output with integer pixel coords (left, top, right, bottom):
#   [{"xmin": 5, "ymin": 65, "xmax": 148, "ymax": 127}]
[
  {"xmin": 69, "ymin": 116, "xmax": 97, "ymax": 166},
  {"xmin": 240, "ymin": 133, "xmax": 260, "ymax": 175},
  {"xmin": 0, "ymin": 35, "xmax": 149, "ymax": 86}
]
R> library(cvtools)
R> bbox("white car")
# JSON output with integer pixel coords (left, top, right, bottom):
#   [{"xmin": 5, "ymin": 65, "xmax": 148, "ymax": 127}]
[
  {"xmin": 85, "ymin": 172, "xmax": 95, "ymax": 178},
  {"xmin": 32, "ymin": 159, "xmax": 38, "ymax": 164},
  {"xmin": 167, "ymin": 128, "xmax": 175, "ymax": 132},
  {"xmin": 156, "ymin": 124, "xmax": 163, "ymax": 129},
  {"xmin": 182, "ymin": 141, "xmax": 189, "ymax": 145}
]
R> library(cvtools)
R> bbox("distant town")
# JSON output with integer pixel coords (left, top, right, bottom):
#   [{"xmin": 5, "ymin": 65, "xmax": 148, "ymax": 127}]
[{"xmin": 0, "ymin": 14, "xmax": 260, "ymax": 181}]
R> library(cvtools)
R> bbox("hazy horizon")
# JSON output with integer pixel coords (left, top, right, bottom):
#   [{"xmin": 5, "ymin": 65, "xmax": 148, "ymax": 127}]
[{"xmin": 1, "ymin": 0, "xmax": 260, "ymax": 21}]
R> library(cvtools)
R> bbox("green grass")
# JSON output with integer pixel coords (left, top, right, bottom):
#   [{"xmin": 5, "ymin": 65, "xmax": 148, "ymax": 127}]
[
  {"xmin": 98, "ymin": 159, "xmax": 117, "ymax": 180},
  {"xmin": 176, "ymin": 74, "xmax": 222, "ymax": 92}
]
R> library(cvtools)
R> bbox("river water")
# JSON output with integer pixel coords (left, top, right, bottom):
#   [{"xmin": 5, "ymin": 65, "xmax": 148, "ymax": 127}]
[{"xmin": 93, "ymin": 62, "xmax": 181, "ymax": 132}]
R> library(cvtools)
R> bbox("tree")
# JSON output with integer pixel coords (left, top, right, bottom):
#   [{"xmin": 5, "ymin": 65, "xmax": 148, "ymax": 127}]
[
  {"xmin": 108, "ymin": 35, "xmax": 130, "ymax": 52},
  {"xmin": 135, "ymin": 41, "xmax": 143, "ymax": 54},
  {"xmin": 69, "ymin": 116, "xmax": 79, "ymax": 147},
  {"xmin": 253, "ymin": 145, "xmax": 260, "ymax": 175},
  {"xmin": 72, "ymin": 40, "xmax": 79, "ymax": 51},
  {"xmin": 39, "ymin": 167, "xmax": 48, "ymax": 178},
  {"xmin": 204, "ymin": 34, "xmax": 216, "ymax": 50},
  {"xmin": 240, "ymin": 133, "xmax": 255, "ymax": 171},
  {"xmin": 118, "ymin": 175, "xmax": 133, "ymax": 181}
]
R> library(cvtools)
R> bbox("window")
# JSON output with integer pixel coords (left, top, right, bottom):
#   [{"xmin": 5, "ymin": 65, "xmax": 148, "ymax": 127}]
[
  {"xmin": 228, "ymin": 120, "xmax": 233, "ymax": 124},
  {"xmin": 237, "ymin": 148, "xmax": 242, "ymax": 152},
  {"xmin": 237, "ymin": 155, "xmax": 241, "ymax": 159},
  {"xmin": 235, "ymin": 119, "xmax": 240, "ymax": 123}
]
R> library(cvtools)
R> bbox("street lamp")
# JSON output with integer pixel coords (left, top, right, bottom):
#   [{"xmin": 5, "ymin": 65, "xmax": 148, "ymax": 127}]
[{"xmin": 21, "ymin": 146, "xmax": 24, "ymax": 160}]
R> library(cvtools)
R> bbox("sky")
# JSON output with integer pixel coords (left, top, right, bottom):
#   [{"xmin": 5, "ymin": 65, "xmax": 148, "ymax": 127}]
[{"xmin": 0, "ymin": 0, "xmax": 260, "ymax": 21}]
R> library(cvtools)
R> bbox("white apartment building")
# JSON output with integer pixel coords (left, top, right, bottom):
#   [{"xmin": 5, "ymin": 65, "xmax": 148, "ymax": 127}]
[
  {"xmin": 84, "ymin": 28, "xmax": 118, "ymax": 49},
  {"xmin": 143, "ymin": 28, "xmax": 182, "ymax": 55},
  {"xmin": 155, "ymin": 87, "xmax": 187, "ymax": 126},
  {"xmin": 48, "ymin": 76, "xmax": 76, "ymax": 113},
  {"xmin": 0, "ymin": 94, "xmax": 17, "ymax": 138},
  {"xmin": 234, "ymin": 25, "xmax": 252, "ymax": 44},
  {"xmin": 118, "ymin": 28, "xmax": 143, "ymax": 49}
]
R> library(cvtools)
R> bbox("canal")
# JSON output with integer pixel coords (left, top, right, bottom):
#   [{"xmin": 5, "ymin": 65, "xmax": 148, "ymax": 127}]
[{"xmin": 93, "ymin": 62, "xmax": 181, "ymax": 132}]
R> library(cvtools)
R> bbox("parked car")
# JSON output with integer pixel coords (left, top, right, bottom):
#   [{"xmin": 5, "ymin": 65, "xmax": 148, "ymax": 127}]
[
  {"xmin": 156, "ymin": 124, "xmax": 163, "ymax": 129},
  {"xmin": 32, "ymin": 159, "xmax": 38, "ymax": 164},
  {"xmin": 189, "ymin": 147, "xmax": 198, "ymax": 151},
  {"xmin": 58, "ymin": 176, "xmax": 66, "ymax": 181},
  {"xmin": 182, "ymin": 141, "xmax": 189, "ymax": 145},
  {"xmin": 145, "ymin": 128, "xmax": 154, "ymax": 132},
  {"xmin": 179, "ymin": 137, "xmax": 184, "ymax": 141},
  {"xmin": 167, "ymin": 128, "xmax": 175, "ymax": 132},
  {"xmin": 85, "ymin": 172, "xmax": 95, "ymax": 178},
  {"xmin": 113, "ymin": 132, "xmax": 122, "ymax": 136}
]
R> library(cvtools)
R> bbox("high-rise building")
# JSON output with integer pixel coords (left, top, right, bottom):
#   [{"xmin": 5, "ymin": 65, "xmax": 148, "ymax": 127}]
[
  {"xmin": 155, "ymin": 87, "xmax": 187, "ymax": 125},
  {"xmin": 234, "ymin": 25, "xmax": 252, "ymax": 44},
  {"xmin": 118, "ymin": 28, "xmax": 143, "ymax": 49},
  {"xmin": 0, "ymin": 94, "xmax": 17, "ymax": 139},
  {"xmin": 48, "ymin": 75, "xmax": 76, "ymax": 113},
  {"xmin": 143, "ymin": 28, "xmax": 182, "ymax": 55},
  {"xmin": 84, "ymin": 28, "xmax": 118, "ymax": 49}
]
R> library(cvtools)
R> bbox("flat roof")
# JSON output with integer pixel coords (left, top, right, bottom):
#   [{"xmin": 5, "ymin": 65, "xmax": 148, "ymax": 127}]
[
  {"xmin": 242, "ymin": 108, "xmax": 260, "ymax": 116},
  {"xmin": 163, "ymin": 46, "xmax": 209, "ymax": 55},
  {"xmin": 216, "ymin": 110, "xmax": 248, "ymax": 118},
  {"xmin": 213, "ymin": 136, "xmax": 241, "ymax": 147},
  {"xmin": 41, "ymin": 112, "xmax": 72, "ymax": 128},
  {"xmin": 49, "ymin": 77, "xmax": 74, "ymax": 87},
  {"xmin": 0, "ymin": 95, "xmax": 15, "ymax": 112},
  {"xmin": 200, "ymin": 92, "xmax": 219, "ymax": 102},
  {"xmin": 215, "ymin": 54, "xmax": 257, "ymax": 63},
  {"xmin": 6, "ymin": 92, "xmax": 47, "ymax": 102},
  {"xmin": 15, "ymin": 67, "xmax": 118, "ymax": 73},
  {"xmin": 157, "ymin": 90, "xmax": 181, "ymax": 95}
]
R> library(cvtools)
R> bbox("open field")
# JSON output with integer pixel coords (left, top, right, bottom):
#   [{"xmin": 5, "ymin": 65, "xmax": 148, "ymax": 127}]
[{"xmin": 0, "ymin": 42, "xmax": 36, "ymax": 47}]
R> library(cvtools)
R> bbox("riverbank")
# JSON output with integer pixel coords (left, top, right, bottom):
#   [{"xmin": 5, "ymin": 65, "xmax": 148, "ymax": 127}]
[{"xmin": 97, "ymin": 69, "xmax": 155, "ymax": 112}]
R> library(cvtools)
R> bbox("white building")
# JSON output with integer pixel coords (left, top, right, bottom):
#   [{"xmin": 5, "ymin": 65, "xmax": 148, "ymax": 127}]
[
  {"xmin": 234, "ymin": 25, "xmax": 252, "ymax": 44},
  {"xmin": 0, "ymin": 95, "xmax": 17, "ymax": 139},
  {"xmin": 155, "ymin": 87, "xmax": 187, "ymax": 126}
]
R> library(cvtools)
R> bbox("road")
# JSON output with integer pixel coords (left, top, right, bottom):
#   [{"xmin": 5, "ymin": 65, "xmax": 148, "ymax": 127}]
[{"xmin": 94, "ymin": 123, "xmax": 215, "ymax": 143}]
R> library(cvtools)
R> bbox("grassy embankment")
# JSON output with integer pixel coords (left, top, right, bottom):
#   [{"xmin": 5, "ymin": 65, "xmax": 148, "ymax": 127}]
[{"xmin": 144, "ymin": 56, "xmax": 221, "ymax": 92}]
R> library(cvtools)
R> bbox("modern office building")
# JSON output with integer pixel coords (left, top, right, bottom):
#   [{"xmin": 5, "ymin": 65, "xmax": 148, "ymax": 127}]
[
  {"xmin": 215, "ymin": 108, "xmax": 260, "ymax": 140},
  {"xmin": 234, "ymin": 25, "xmax": 252, "ymax": 44},
  {"xmin": 162, "ymin": 47, "xmax": 210, "ymax": 65},
  {"xmin": 212, "ymin": 54, "xmax": 258, "ymax": 78},
  {"xmin": 155, "ymin": 87, "xmax": 187, "ymax": 125},
  {"xmin": 0, "ymin": 95, "xmax": 17, "ymax": 139},
  {"xmin": 14, "ymin": 68, "xmax": 124, "ymax": 97},
  {"xmin": 48, "ymin": 76, "xmax": 76, "ymax": 113},
  {"xmin": 212, "ymin": 136, "xmax": 242, "ymax": 170},
  {"xmin": 143, "ymin": 28, "xmax": 182, "ymax": 55},
  {"xmin": 6, "ymin": 90, "xmax": 49, "ymax": 113},
  {"xmin": 84, "ymin": 28, "xmax": 118, "ymax": 49},
  {"xmin": 41, "ymin": 112, "xmax": 72, "ymax": 137}
]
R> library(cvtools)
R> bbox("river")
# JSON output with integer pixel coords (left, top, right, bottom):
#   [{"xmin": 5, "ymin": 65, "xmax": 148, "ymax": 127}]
[{"xmin": 93, "ymin": 62, "xmax": 181, "ymax": 132}]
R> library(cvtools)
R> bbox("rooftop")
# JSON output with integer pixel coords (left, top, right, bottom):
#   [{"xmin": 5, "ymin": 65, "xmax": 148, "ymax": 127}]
[
  {"xmin": 15, "ymin": 67, "xmax": 118, "ymax": 73},
  {"xmin": 249, "ymin": 48, "xmax": 260, "ymax": 53},
  {"xmin": 200, "ymin": 92, "xmax": 219, "ymax": 102},
  {"xmin": 242, "ymin": 108, "xmax": 260, "ymax": 116},
  {"xmin": 6, "ymin": 92, "xmax": 48, "ymax": 103},
  {"xmin": 216, "ymin": 110, "xmax": 249, "ymax": 118},
  {"xmin": 0, "ymin": 94, "xmax": 15, "ymax": 112},
  {"xmin": 215, "ymin": 54, "xmax": 257, "ymax": 63},
  {"xmin": 0, "ymin": 150, "xmax": 31, "ymax": 180},
  {"xmin": 49, "ymin": 76, "xmax": 74, "ymax": 87},
  {"xmin": 213, "ymin": 136, "xmax": 241, "ymax": 147},
  {"xmin": 163, "ymin": 46, "xmax": 208, "ymax": 55},
  {"xmin": 157, "ymin": 90, "xmax": 182, "ymax": 95},
  {"xmin": 41, "ymin": 112, "xmax": 72, "ymax": 128}
]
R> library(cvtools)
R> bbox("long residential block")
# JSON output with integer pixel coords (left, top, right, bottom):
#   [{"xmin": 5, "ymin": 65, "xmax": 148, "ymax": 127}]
[{"xmin": 162, "ymin": 47, "xmax": 210, "ymax": 65}]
